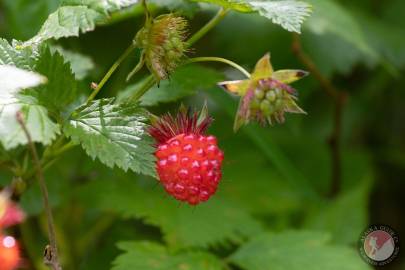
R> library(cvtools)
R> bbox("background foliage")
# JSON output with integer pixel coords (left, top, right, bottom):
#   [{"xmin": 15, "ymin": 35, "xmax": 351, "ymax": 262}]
[{"xmin": 0, "ymin": 0, "xmax": 404, "ymax": 269}]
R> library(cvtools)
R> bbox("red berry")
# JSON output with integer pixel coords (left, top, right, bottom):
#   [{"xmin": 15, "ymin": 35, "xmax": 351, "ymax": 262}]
[
  {"xmin": 0, "ymin": 235, "xmax": 20, "ymax": 270},
  {"xmin": 149, "ymin": 107, "xmax": 224, "ymax": 205}
]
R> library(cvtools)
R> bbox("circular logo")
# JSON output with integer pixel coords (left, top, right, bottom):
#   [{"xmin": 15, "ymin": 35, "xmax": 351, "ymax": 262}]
[{"xmin": 359, "ymin": 225, "xmax": 400, "ymax": 266}]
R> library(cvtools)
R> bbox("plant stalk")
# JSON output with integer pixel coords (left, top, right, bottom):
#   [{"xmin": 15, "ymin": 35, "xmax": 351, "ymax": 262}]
[
  {"xmin": 292, "ymin": 34, "xmax": 347, "ymax": 198},
  {"xmin": 16, "ymin": 112, "xmax": 62, "ymax": 270},
  {"xmin": 186, "ymin": 8, "xmax": 229, "ymax": 47},
  {"xmin": 184, "ymin": 57, "xmax": 251, "ymax": 78},
  {"xmin": 87, "ymin": 42, "xmax": 137, "ymax": 103}
]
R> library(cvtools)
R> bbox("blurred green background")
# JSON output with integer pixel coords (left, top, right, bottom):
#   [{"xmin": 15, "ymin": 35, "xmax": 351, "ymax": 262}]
[{"xmin": 0, "ymin": 0, "xmax": 404, "ymax": 269}]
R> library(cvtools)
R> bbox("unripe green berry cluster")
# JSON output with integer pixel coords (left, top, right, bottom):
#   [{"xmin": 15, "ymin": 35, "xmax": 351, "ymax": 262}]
[
  {"xmin": 240, "ymin": 78, "xmax": 304, "ymax": 125},
  {"xmin": 136, "ymin": 14, "xmax": 188, "ymax": 80},
  {"xmin": 250, "ymin": 87, "xmax": 286, "ymax": 117}
]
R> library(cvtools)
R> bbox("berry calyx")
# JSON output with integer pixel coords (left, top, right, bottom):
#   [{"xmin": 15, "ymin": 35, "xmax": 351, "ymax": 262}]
[
  {"xmin": 218, "ymin": 53, "xmax": 308, "ymax": 131},
  {"xmin": 0, "ymin": 235, "xmax": 20, "ymax": 270},
  {"xmin": 149, "ymin": 107, "xmax": 224, "ymax": 205}
]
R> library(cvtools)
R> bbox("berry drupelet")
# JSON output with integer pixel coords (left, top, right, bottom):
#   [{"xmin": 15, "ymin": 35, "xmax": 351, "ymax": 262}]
[{"xmin": 149, "ymin": 108, "xmax": 224, "ymax": 205}]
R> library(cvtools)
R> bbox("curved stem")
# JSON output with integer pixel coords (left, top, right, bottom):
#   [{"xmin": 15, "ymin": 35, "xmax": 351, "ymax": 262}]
[
  {"xmin": 187, "ymin": 8, "xmax": 229, "ymax": 47},
  {"xmin": 126, "ymin": 52, "xmax": 145, "ymax": 81},
  {"xmin": 126, "ymin": 7, "xmax": 230, "ymax": 102},
  {"xmin": 87, "ymin": 43, "xmax": 137, "ymax": 103},
  {"xmin": 184, "ymin": 57, "xmax": 251, "ymax": 78},
  {"xmin": 141, "ymin": 0, "xmax": 150, "ymax": 23}
]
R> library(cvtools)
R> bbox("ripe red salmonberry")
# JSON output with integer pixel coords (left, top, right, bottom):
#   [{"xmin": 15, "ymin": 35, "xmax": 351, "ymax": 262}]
[
  {"xmin": 149, "ymin": 107, "xmax": 224, "ymax": 205},
  {"xmin": 0, "ymin": 235, "xmax": 20, "ymax": 270}
]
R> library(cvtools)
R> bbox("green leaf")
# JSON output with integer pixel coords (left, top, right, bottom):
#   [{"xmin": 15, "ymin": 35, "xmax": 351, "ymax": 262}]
[
  {"xmin": 193, "ymin": 0, "xmax": 312, "ymax": 33},
  {"xmin": 247, "ymin": 1, "xmax": 312, "ymax": 33},
  {"xmin": 119, "ymin": 65, "xmax": 224, "ymax": 106},
  {"xmin": 230, "ymin": 231, "xmax": 371, "ymax": 270},
  {"xmin": 77, "ymin": 176, "xmax": 263, "ymax": 248},
  {"xmin": 0, "ymin": 95, "xmax": 60, "ymax": 150},
  {"xmin": 192, "ymin": 0, "xmax": 250, "ymax": 12},
  {"xmin": 64, "ymin": 98, "xmax": 156, "ymax": 177},
  {"xmin": 304, "ymin": 170, "xmax": 373, "ymax": 245},
  {"xmin": 0, "ymin": 38, "xmax": 38, "ymax": 70},
  {"xmin": 50, "ymin": 45, "xmax": 95, "ymax": 79},
  {"xmin": 27, "ymin": 47, "xmax": 81, "ymax": 115},
  {"xmin": 25, "ymin": 0, "xmax": 139, "ymax": 45},
  {"xmin": 112, "ymin": 241, "xmax": 224, "ymax": 270},
  {"xmin": 0, "ymin": 39, "xmax": 60, "ymax": 150},
  {"xmin": 304, "ymin": 0, "xmax": 376, "ymax": 58}
]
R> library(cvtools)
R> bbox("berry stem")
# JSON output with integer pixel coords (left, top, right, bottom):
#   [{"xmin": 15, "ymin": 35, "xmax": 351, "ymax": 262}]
[
  {"xmin": 292, "ymin": 34, "xmax": 347, "ymax": 198},
  {"xmin": 126, "ymin": 52, "xmax": 145, "ymax": 81},
  {"xmin": 87, "ymin": 42, "xmax": 137, "ymax": 103},
  {"xmin": 141, "ymin": 0, "xmax": 151, "ymax": 23},
  {"xmin": 128, "ymin": 75, "xmax": 156, "ymax": 102},
  {"xmin": 184, "ymin": 57, "xmax": 251, "ymax": 78},
  {"xmin": 128, "ymin": 55, "xmax": 251, "ymax": 102},
  {"xmin": 186, "ymin": 8, "xmax": 229, "ymax": 47},
  {"xmin": 16, "ymin": 112, "xmax": 62, "ymax": 270},
  {"xmin": 119, "ymin": 8, "xmax": 231, "ymax": 102}
]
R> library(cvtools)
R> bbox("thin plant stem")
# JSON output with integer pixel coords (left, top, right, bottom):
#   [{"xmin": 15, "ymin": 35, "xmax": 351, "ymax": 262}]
[
  {"xmin": 141, "ymin": 0, "xmax": 151, "ymax": 23},
  {"xmin": 184, "ymin": 57, "xmax": 251, "ymax": 78},
  {"xmin": 128, "ymin": 56, "xmax": 251, "ymax": 102},
  {"xmin": 23, "ymin": 141, "xmax": 76, "ymax": 181},
  {"xmin": 126, "ymin": 52, "xmax": 145, "ymax": 81},
  {"xmin": 128, "ymin": 75, "xmax": 156, "ymax": 102},
  {"xmin": 186, "ymin": 8, "xmax": 229, "ymax": 47},
  {"xmin": 16, "ymin": 112, "xmax": 62, "ymax": 270},
  {"xmin": 87, "ymin": 42, "xmax": 137, "ymax": 103},
  {"xmin": 127, "ymin": 7, "xmax": 231, "ymax": 102},
  {"xmin": 292, "ymin": 34, "xmax": 347, "ymax": 198}
]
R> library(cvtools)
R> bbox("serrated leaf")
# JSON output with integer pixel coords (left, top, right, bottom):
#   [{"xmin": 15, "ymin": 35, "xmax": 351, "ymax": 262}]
[
  {"xmin": 50, "ymin": 46, "xmax": 95, "ymax": 80},
  {"xmin": 0, "ymin": 39, "xmax": 38, "ymax": 70},
  {"xmin": 193, "ymin": 0, "xmax": 312, "ymax": 33},
  {"xmin": 248, "ymin": 1, "xmax": 312, "ymax": 33},
  {"xmin": 0, "ymin": 40, "xmax": 60, "ymax": 150},
  {"xmin": 26, "ymin": 47, "xmax": 81, "ymax": 114},
  {"xmin": 0, "ymin": 65, "xmax": 47, "ymax": 93},
  {"xmin": 230, "ymin": 231, "xmax": 371, "ymax": 270},
  {"xmin": 0, "ymin": 94, "xmax": 60, "ymax": 150},
  {"xmin": 119, "ymin": 65, "xmax": 224, "ymax": 106},
  {"xmin": 64, "ymin": 98, "xmax": 156, "ymax": 177},
  {"xmin": 77, "ymin": 176, "xmax": 263, "ymax": 249},
  {"xmin": 25, "ymin": 0, "xmax": 139, "ymax": 45},
  {"xmin": 112, "ymin": 241, "xmax": 224, "ymax": 270}
]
